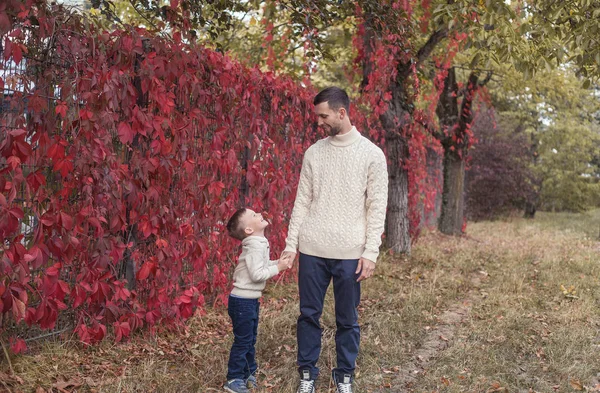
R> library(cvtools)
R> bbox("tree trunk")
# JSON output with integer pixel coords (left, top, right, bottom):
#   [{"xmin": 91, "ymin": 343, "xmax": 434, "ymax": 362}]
[
  {"xmin": 523, "ymin": 201, "xmax": 536, "ymax": 219},
  {"xmin": 435, "ymin": 68, "xmax": 479, "ymax": 235},
  {"xmin": 381, "ymin": 79, "xmax": 412, "ymax": 254},
  {"xmin": 439, "ymin": 149, "xmax": 465, "ymax": 235},
  {"xmin": 122, "ymin": 51, "xmax": 149, "ymax": 290},
  {"xmin": 423, "ymin": 145, "xmax": 443, "ymax": 227},
  {"xmin": 360, "ymin": 13, "xmax": 448, "ymax": 253},
  {"xmin": 523, "ymin": 133, "xmax": 540, "ymax": 219},
  {"xmin": 362, "ymin": 15, "xmax": 411, "ymax": 254},
  {"xmin": 239, "ymin": 143, "xmax": 249, "ymax": 206},
  {"xmin": 385, "ymin": 134, "xmax": 411, "ymax": 253}
]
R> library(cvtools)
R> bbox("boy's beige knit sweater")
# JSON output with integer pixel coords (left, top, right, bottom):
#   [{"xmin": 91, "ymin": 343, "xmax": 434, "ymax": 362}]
[
  {"xmin": 284, "ymin": 126, "xmax": 388, "ymax": 262},
  {"xmin": 231, "ymin": 236, "xmax": 279, "ymax": 299}
]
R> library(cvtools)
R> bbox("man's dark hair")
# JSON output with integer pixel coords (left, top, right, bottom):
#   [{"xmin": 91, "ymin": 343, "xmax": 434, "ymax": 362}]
[
  {"xmin": 313, "ymin": 87, "xmax": 350, "ymax": 114},
  {"xmin": 226, "ymin": 207, "xmax": 248, "ymax": 241}
]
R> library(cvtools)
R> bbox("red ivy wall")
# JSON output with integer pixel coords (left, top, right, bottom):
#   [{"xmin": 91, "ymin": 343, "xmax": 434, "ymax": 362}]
[{"xmin": 0, "ymin": 4, "xmax": 318, "ymax": 348}]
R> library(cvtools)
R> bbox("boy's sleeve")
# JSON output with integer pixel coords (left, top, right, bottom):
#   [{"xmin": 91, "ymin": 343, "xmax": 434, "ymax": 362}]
[
  {"xmin": 245, "ymin": 244, "xmax": 279, "ymax": 282},
  {"xmin": 284, "ymin": 148, "xmax": 314, "ymax": 253}
]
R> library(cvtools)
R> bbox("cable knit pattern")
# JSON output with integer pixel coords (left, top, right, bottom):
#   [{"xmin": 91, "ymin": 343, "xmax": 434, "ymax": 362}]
[
  {"xmin": 231, "ymin": 236, "xmax": 279, "ymax": 299},
  {"xmin": 284, "ymin": 127, "xmax": 388, "ymax": 262}
]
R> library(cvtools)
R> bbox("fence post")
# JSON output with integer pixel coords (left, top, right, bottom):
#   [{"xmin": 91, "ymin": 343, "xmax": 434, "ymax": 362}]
[{"xmin": 121, "ymin": 41, "xmax": 150, "ymax": 290}]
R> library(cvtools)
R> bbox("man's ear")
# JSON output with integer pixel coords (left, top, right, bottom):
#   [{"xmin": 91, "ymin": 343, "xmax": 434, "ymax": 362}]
[
  {"xmin": 338, "ymin": 107, "xmax": 347, "ymax": 119},
  {"xmin": 244, "ymin": 227, "xmax": 254, "ymax": 236}
]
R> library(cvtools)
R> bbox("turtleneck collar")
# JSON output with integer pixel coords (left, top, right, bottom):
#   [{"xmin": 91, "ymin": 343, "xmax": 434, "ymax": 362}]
[{"xmin": 328, "ymin": 126, "xmax": 361, "ymax": 147}]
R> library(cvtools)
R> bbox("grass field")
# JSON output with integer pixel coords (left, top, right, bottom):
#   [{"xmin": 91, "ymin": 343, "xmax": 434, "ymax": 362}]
[{"xmin": 1, "ymin": 210, "xmax": 599, "ymax": 393}]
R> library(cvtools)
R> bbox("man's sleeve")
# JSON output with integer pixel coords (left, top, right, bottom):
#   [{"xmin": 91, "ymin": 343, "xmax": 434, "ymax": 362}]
[
  {"xmin": 362, "ymin": 147, "xmax": 389, "ymax": 262},
  {"xmin": 284, "ymin": 149, "xmax": 314, "ymax": 253}
]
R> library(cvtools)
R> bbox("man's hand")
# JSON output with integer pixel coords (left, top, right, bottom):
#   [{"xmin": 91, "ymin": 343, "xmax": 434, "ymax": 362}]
[
  {"xmin": 356, "ymin": 257, "xmax": 375, "ymax": 282},
  {"xmin": 280, "ymin": 251, "xmax": 297, "ymax": 268}
]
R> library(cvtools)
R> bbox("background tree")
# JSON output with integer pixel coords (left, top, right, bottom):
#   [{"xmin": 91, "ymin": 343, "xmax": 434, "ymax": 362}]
[
  {"xmin": 491, "ymin": 66, "xmax": 600, "ymax": 214},
  {"xmin": 86, "ymin": 0, "xmax": 600, "ymax": 249},
  {"xmin": 466, "ymin": 108, "xmax": 537, "ymax": 220},
  {"xmin": 433, "ymin": 66, "xmax": 492, "ymax": 234}
]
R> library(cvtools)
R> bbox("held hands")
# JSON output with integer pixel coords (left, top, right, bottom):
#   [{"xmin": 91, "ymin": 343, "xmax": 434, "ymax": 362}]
[
  {"xmin": 356, "ymin": 257, "xmax": 375, "ymax": 282},
  {"xmin": 275, "ymin": 252, "xmax": 375, "ymax": 280},
  {"xmin": 277, "ymin": 251, "xmax": 296, "ymax": 272}
]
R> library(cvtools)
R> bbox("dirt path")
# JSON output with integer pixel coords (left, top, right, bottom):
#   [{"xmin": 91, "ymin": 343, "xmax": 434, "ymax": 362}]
[{"xmin": 374, "ymin": 276, "xmax": 481, "ymax": 393}]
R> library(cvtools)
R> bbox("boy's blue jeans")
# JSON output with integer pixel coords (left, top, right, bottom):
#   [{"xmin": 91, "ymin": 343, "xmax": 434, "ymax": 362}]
[
  {"xmin": 226, "ymin": 295, "xmax": 259, "ymax": 381},
  {"xmin": 297, "ymin": 253, "xmax": 361, "ymax": 381}
]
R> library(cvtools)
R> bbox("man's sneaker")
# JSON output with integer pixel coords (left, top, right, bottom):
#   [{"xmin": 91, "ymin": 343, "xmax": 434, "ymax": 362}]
[
  {"xmin": 224, "ymin": 378, "xmax": 250, "ymax": 393},
  {"xmin": 246, "ymin": 375, "xmax": 258, "ymax": 389},
  {"xmin": 297, "ymin": 369, "xmax": 316, "ymax": 393},
  {"xmin": 333, "ymin": 373, "xmax": 353, "ymax": 393}
]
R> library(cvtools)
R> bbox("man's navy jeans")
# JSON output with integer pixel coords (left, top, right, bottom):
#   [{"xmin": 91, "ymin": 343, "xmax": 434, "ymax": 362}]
[
  {"xmin": 297, "ymin": 253, "xmax": 361, "ymax": 381},
  {"xmin": 226, "ymin": 295, "xmax": 259, "ymax": 381}
]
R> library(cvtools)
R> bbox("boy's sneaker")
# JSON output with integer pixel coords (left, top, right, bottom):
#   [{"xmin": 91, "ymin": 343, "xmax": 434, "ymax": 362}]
[
  {"xmin": 333, "ymin": 373, "xmax": 353, "ymax": 393},
  {"xmin": 224, "ymin": 379, "xmax": 250, "ymax": 393},
  {"xmin": 246, "ymin": 375, "xmax": 258, "ymax": 389},
  {"xmin": 297, "ymin": 370, "xmax": 316, "ymax": 393}
]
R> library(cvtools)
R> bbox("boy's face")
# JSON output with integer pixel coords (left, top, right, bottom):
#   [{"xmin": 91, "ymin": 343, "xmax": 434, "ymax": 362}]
[{"xmin": 242, "ymin": 209, "xmax": 268, "ymax": 236}]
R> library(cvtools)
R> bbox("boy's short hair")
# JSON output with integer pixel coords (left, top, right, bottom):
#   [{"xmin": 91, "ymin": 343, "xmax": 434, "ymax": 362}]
[{"xmin": 227, "ymin": 208, "xmax": 248, "ymax": 241}]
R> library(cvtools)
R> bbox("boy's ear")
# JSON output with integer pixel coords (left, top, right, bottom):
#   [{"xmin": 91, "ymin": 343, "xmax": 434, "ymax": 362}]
[{"xmin": 244, "ymin": 227, "xmax": 254, "ymax": 236}]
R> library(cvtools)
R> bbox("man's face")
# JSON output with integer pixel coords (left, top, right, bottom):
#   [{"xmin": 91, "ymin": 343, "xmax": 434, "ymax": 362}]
[
  {"xmin": 242, "ymin": 209, "xmax": 268, "ymax": 235},
  {"xmin": 315, "ymin": 101, "xmax": 343, "ymax": 136}
]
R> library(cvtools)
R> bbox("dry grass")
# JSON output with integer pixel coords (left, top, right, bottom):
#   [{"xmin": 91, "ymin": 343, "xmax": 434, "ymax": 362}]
[{"xmin": 1, "ymin": 210, "xmax": 599, "ymax": 393}]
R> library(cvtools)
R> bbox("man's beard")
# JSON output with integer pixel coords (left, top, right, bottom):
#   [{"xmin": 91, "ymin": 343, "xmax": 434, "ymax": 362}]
[{"xmin": 327, "ymin": 124, "xmax": 342, "ymax": 136}]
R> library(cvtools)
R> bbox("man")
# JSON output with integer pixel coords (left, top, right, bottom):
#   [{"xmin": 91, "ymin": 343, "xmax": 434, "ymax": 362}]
[{"xmin": 281, "ymin": 87, "xmax": 388, "ymax": 393}]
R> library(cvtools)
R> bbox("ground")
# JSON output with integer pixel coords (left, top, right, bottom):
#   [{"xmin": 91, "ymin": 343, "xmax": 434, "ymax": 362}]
[{"xmin": 1, "ymin": 210, "xmax": 599, "ymax": 393}]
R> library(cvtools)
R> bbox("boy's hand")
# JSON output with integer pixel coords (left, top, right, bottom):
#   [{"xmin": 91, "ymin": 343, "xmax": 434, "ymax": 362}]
[
  {"xmin": 280, "ymin": 251, "xmax": 296, "ymax": 267},
  {"xmin": 276, "ymin": 259, "xmax": 290, "ymax": 272}
]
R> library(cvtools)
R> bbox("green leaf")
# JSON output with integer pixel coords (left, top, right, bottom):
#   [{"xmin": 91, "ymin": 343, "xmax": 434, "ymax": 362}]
[
  {"xmin": 582, "ymin": 79, "xmax": 590, "ymax": 89},
  {"xmin": 471, "ymin": 53, "xmax": 481, "ymax": 68}
]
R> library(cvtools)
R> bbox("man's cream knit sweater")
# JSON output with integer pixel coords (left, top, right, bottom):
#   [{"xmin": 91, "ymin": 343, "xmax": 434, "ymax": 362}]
[
  {"xmin": 284, "ymin": 126, "xmax": 388, "ymax": 262},
  {"xmin": 231, "ymin": 236, "xmax": 279, "ymax": 299}
]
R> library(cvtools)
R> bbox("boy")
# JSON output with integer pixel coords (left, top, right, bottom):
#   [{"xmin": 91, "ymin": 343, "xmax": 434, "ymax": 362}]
[{"xmin": 223, "ymin": 208, "xmax": 291, "ymax": 393}]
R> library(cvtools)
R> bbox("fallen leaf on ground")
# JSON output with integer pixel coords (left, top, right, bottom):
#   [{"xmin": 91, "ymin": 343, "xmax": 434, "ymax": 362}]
[{"xmin": 570, "ymin": 379, "xmax": 584, "ymax": 391}]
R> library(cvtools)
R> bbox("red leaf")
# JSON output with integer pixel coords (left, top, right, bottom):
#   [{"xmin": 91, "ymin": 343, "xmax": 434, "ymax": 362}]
[
  {"xmin": 11, "ymin": 295, "xmax": 26, "ymax": 322},
  {"xmin": 79, "ymin": 108, "xmax": 93, "ymax": 121},
  {"xmin": 53, "ymin": 158, "xmax": 74, "ymax": 177},
  {"xmin": 47, "ymin": 142, "xmax": 65, "ymax": 160},
  {"xmin": 137, "ymin": 261, "xmax": 153, "ymax": 280},
  {"xmin": 46, "ymin": 262, "xmax": 62, "ymax": 277},
  {"xmin": 208, "ymin": 181, "xmax": 225, "ymax": 196},
  {"xmin": 8, "ymin": 128, "xmax": 26, "ymax": 138},
  {"xmin": 72, "ymin": 285, "xmax": 87, "ymax": 309},
  {"xmin": 9, "ymin": 337, "xmax": 27, "ymax": 354},
  {"xmin": 8, "ymin": 207, "xmax": 24, "ymax": 219},
  {"xmin": 0, "ymin": 13, "xmax": 11, "ymax": 36},
  {"xmin": 114, "ymin": 321, "xmax": 131, "ymax": 343},
  {"xmin": 118, "ymin": 122, "xmax": 134, "ymax": 144},
  {"xmin": 23, "ymin": 246, "xmax": 43, "ymax": 269},
  {"xmin": 40, "ymin": 213, "xmax": 55, "ymax": 226},
  {"xmin": 60, "ymin": 212, "xmax": 74, "ymax": 230},
  {"xmin": 6, "ymin": 155, "xmax": 20, "ymax": 170},
  {"xmin": 12, "ymin": 42, "xmax": 22, "ymax": 64},
  {"xmin": 55, "ymin": 102, "xmax": 67, "ymax": 118}
]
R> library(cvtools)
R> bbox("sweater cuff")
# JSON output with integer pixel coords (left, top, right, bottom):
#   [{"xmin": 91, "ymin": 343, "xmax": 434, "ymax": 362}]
[
  {"xmin": 361, "ymin": 249, "xmax": 379, "ymax": 263},
  {"xmin": 268, "ymin": 265, "xmax": 280, "ymax": 277},
  {"xmin": 284, "ymin": 244, "xmax": 297, "ymax": 254}
]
